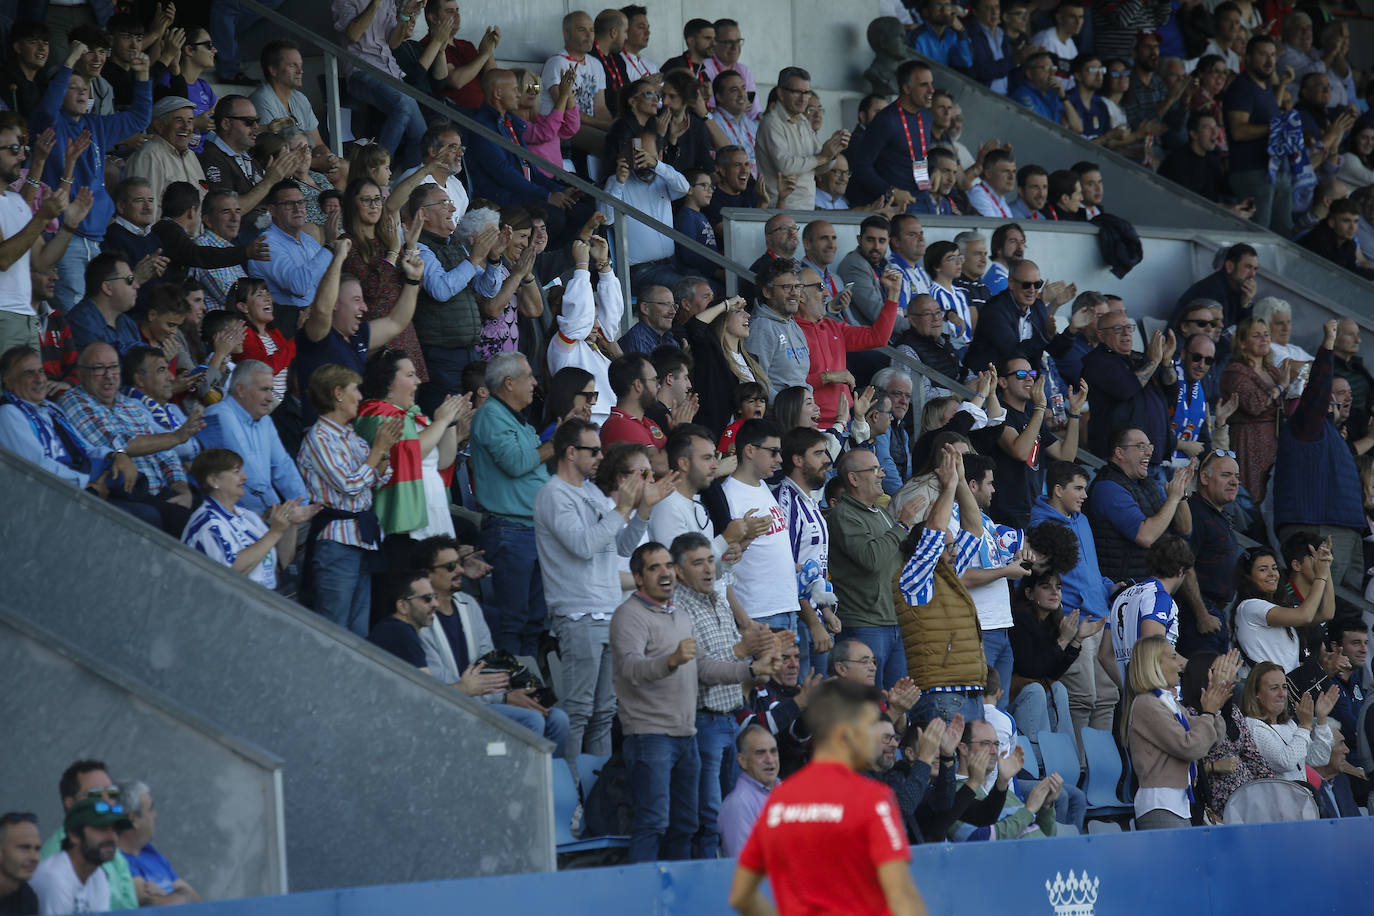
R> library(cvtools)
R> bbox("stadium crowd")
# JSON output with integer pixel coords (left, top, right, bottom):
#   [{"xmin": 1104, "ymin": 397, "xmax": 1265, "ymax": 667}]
[{"xmin": 0, "ymin": 0, "xmax": 1372, "ymax": 911}]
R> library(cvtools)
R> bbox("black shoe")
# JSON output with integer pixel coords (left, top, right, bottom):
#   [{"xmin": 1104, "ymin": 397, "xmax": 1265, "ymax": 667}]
[{"xmin": 220, "ymin": 73, "xmax": 258, "ymax": 87}]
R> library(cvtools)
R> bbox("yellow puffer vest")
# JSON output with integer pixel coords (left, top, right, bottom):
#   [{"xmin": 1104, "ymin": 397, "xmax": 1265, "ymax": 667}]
[{"xmin": 892, "ymin": 557, "xmax": 987, "ymax": 689}]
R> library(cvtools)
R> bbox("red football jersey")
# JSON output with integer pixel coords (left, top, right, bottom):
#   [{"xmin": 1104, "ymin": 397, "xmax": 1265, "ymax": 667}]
[
  {"xmin": 738, "ymin": 761, "xmax": 910, "ymax": 915},
  {"xmin": 599, "ymin": 407, "xmax": 666, "ymax": 449}
]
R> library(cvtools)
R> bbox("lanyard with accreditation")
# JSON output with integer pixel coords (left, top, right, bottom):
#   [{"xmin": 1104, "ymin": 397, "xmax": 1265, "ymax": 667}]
[{"xmin": 899, "ymin": 109, "xmax": 931, "ymax": 191}]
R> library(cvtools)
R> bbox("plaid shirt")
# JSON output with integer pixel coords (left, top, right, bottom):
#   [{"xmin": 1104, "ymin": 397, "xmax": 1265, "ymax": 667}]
[
  {"xmin": 675, "ymin": 582, "xmax": 745, "ymax": 714},
  {"xmin": 189, "ymin": 229, "xmax": 247, "ymax": 309},
  {"xmin": 38, "ymin": 303, "xmax": 76, "ymax": 383},
  {"xmin": 297, "ymin": 415, "xmax": 393, "ymax": 548},
  {"xmin": 56, "ymin": 385, "xmax": 187, "ymax": 491}
]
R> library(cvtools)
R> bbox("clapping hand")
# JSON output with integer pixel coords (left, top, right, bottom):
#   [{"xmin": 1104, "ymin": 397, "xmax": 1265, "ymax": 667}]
[
  {"xmin": 996, "ymin": 744, "xmax": 1024, "ymax": 788},
  {"xmin": 940, "ymin": 714, "xmax": 965, "ymax": 758},
  {"xmin": 640, "ymin": 470, "xmax": 680, "ymax": 511},
  {"xmin": 913, "ymin": 717, "xmax": 946, "ymax": 764},
  {"xmin": 458, "ymin": 661, "xmax": 509, "ymax": 697},
  {"xmin": 884, "ymin": 677, "xmax": 921, "ymax": 715}
]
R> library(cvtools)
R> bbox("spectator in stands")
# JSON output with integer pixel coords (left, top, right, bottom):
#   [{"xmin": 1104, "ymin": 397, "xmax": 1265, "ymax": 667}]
[
  {"xmin": 536, "ymin": 422, "xmax": 658, "ymax": 758},
  {"xmin": 1108, "ymin": 535, "xmax": 1195, "ymax": 685},
  {"xmin": 1126, "ymin": 635, "xmax": 1229, "ymax": 830},
  {"xmin": 1220, "ymin": 317, "xmax": 1287, "ymax": 502},
  {"xmin": 965, "ymin": 149, "xmax": 1018, "ymax": 219},
  {"xmin": 470, "ymin": 352, "xmax": 553, "ymax": 653},
  {"xmin": 718, "ymin": 725, "xmax": 779, "ymax": 857},
  {"xmin": 873, "ymin": 366, "xmax": 916, "ymax": 480},
  {"xmin": 1048, "ymin": 292, "xmax": 1106, "ymax": 388},
  {"xmin": 1273, "ymin": 320, "xmax": 1367, "ymax": 592},
  {"xmin": 34, "ymin": 267, "xmax": 78, "ymax": 390},
  {"xmin": 743, "ymin": 259, "xmax": 809, "ymax": 398},
  {"xmin": 1307, "ymin": 621, "xmax": 1368, "ymax": 752},
  {"xmin": 125, "ymin": 96, "xmax": 204, "ymax": 222},
  {"xmin": 296, "ymin": 363, "xmax": 398, "ymax": 633},
  {"xmin": 248, "ymin": 42, "xmax": 334, "ymax": 173},
  {"xmin": 661, "ymin": 18, "xmax": 714, "ymax": 85},
  {"xmin": 1311, "ymin": 723, "xmax": 1360, "ymax": 818},
  {"xmin": 4, "ymin": 19, "xmax": 51, "ymax": 118},
  {"xmin": 1010, "ymin": 165, "xmax": 1048, "ymax": 220},
  {"xmin": 1010, "ymin": 570, "xmax": 1098, "ymax": 741},
  {"xmin": 673, "ymin": 169, "xmax": 720, "ymax": 281},
  {"xmin": 31, "ymin": 761, "xmax": 140, "ymax": 909},
  {"xmin": 1045, "ymin": 169, "xmax": 1085, "ymax": 221},
  {"xmin": 198, "ymin": 98, "xmax": 279, "ymax": 246},
  {"xmin": 514, "ymin": 67, "xmax": 580, "ymax": 180},
  {"xmin": 981, "ymin": 222, "xmax": 1022, "ymax": 296},
  {"xmin": 585, "ymin": 10, "xmax": 629, "ymax": 121},
  {"xmin": 1233, "ymin": 542, "xmax": 1334, "ymax": 672},
  {"xmin": 395, "ymin": 122, "xmax": 471, "ymax": 223},
  {"xmin": 658, "ymin": 71, "xmax": 714, "ymax": 176},
  {"xmin": 1337, "ymin": 123, "xmax": 1374, "ymax": 191},
  {"xmin": 755, "ymin": 66, "xmax": 848, "ymax": 212},
  {"xmin": 1158, "ymin": 111, "xmax": 1240, "ymax": 208},
  {"xmin": 66, "ymin": 250, "xmax": 145, "ymax": 354},
  {"xmin": 196, "ymin": 358, "xmax": 309, "ymax": 513},
  {"xmin": 1169, "ymin": 333, "xmax": 1220, "ymax": 461},
  {"xmin": 618, "ymin": 5, "xmax": 658, "ymax": 80},
  {"xmin": 1080, "ymin": 316, "xmax": 1176, "ymax": 462},
  {"xmin": 183, "ymin": 446, "xmax": 308, "ymax": 589},
  {"xmin": 331, "ymin": 0, "xmax": 427, "ymax": 170},
  {"xmin": 1179, "ymin": 650, "xmax": 1273, "ymax": 817},
  {"xmin": 120, "ymin": 345, "xmax": 199, "ymax": 464},
  {"xmin": 605, "ymin": 76, "xmax": 660, "ymax": 168},
  {"xmin": 886, "ymin": 215, "xmax": 930, "ymax": 317},
  {"xmin": 611, "ymin": 541, "xmax": 761, "ymax": 863},
  {"xmin": 828, "ymin": 447, "xmax": 924, "ymax": 690},
  {"xmin": 739, "ymin": 213, "xmax": 798, "ymax": 306},
  {"xmin": 893, "ymin": 294, "xmax": 963, "ymax": 403},
  {"xmin": 1012, "ymin": 51, "xmax": 1083, "ymax": 132},
  {"xmin": 910, "ymin": 0, "xmax": 973, "ymax": 67},
  {"xmin": 645, "ymin": 347, "xmax": 695, "ymax": 432},
  {"xmin": 702, "ymin": 146, "xmax": 758, "ymax": 234},
  {"xmin": 600, "ymin": 353, "xmax": 667, "ymax": 473},
  {"xmin": 620, "ymin": 286, "xmax": 679, "ymax": 355},
  {"xmin": 709, "ymin": 70, "xmax": 758, "ymax": 167},
  {"xmin": 0, "ymin": 810, "xmax": 41, "ymax": 914},
  {"xmin": 368, "ymin": 567, "xmax": 446, "ymax": 662},
  {"xmin": 113, "ymin": 781, "xmax": 199, "ymax": 905},
  {"xmin": 1254, "ymin": 298, "xmax": 1312, "ymax": 378},
  {"xmin": 1243, "ymin": 660, "xmax": 1337, "ymax": 780},
  {"xmin": 797, "ymin": 266, "xmax": 900, "ymax": 427},
  {"xmin": 539, "ymin": 11, "xmax": 613, "ymax": 150},
  {"xmin": 32, "ymin": 43, "xmax": 152, "ymax": 312},
  {"xmin": 1172, "ymin": 244, "xmax": 1258, "ymax": 329},
  {"xmin": 963, "ymin": 259, "xmax": 1063, "ymax": 375},
  {"xmin": 1299, "ymin": 199, "xmax": 1374, "ymax": 279},
  {"xmin": 1331, "ymin": 319, "xmax": 1373, "ymax": 440},
  {"xmin": 1066, "ymin": 55, "xmax": 1113, "ymax": 141},
  {"xmin": 946, "ymin": 724, "xmax": 1060, "ymax": 842},
  {"xmin": 425, "ymin": 0, "xmax": 499, "ymax": 111},
  {"xmin": 598, "ymin": 132, "xmax": 690, "ymax": 292},
  {"xmin": 704, "ymin": 19, "xmax": 757, "ymax": 111},
  {"xmin": 680, "ymin": 296, "xmax": 763, "ymax": 434},
  {"xmin": 246, "ymin": 181, "xmax": 333, "ymax": 331},
  {"xmin": 836, "ymin": 216, "xmax": 898, "ymax": 333},
  {"xmin": 545, "ymin": 234, "xmax": 621, "ymax": 423},
  {"xmin": 848, "ymin": 60, "xmax": 934, "ymax": 209},
  {"xmin": 990, "ymin": 361, "xmax": 1084, "ymax": 527},
  {"xmin": 966, "ymin": 0, "xmax": 1016, "ymax": 94},
  {"xmin": 1292, "ymin": 179, "xmax": 1350, "ymax": 247},
  {"xmin": 773, "ymin": 426, "xmax": 837, "ymax": 676},
  {"xmin": 1085, "ymin": 427, "xmax": 1193, "ymax": 583},
  {"xmin": 1180, "ymin": 450, "xmax": 1240, "ymax": 656},
  {"xmin": 1225, "ymin": 36, "xmax": 1292, "ymax": 234},
  {"xmin": 29, "ymin": 798, "xmax": 130, "ymax": 915}
]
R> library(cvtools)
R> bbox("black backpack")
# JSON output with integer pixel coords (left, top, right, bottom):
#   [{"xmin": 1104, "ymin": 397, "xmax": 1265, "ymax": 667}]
[{"xmin": 582, "ymin": 750, "xmax": 632, "ymax": 837}]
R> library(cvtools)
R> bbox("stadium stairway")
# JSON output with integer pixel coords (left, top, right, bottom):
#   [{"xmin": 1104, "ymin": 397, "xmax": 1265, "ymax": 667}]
[{"xmin": 0, "ymin": 449, "xmax": 556, "ymax": 895}]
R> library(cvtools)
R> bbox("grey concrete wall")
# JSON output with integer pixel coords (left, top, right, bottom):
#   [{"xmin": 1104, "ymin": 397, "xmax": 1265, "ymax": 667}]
[
  {"xmin": 0, "ymin": 451, "xmax": 555, "ymax": 892},
  {"xmin": 0, "ymin": 611, "xmax": 287, "ymax": 901}
]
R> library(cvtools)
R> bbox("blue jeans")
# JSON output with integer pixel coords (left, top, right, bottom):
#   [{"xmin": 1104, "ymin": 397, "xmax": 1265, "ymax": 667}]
[
  {"xmin": 911, "ymin": 690, "xmax": 984, "ymax": 727},
  {"xmin": 54, "ymin": 235, "xmax": 99, "ymax": 314},
  {"xmin": 347, "ymin": 70, "xmax": 427, "ymax": 170},
  {"xmin": 480, "ymin": 516, "xmax": 547, "ymax": 656},
  {"xmin": 422, "ymin": 344, "xmax": 479, "ymax": 397},
  {"xmin": 983, "ymin": 628, "xmax": 1014, "ymax": 711},
  {"xmin": 310, "ymin": 540, "xmax": 372, "ymax": 637},
  {"xmin": 693, "ymin": 710, "xmax": 739, "ymax": 859},
  {"xmin": 209, "ymin": 0, "xmax": 286, "ymax": 77},
  {"xmin": 492, "ymin": 704, "xmax": 570, "ymax": 759},
  {"xmin": 1009, "ymin": 681, "xmax": 1073, "ymax": 743},
  {"xmin": 624, "ymin": 733, "xmax": 700, "ymax": 863},
  {"xmin": 800, "ymin": 618, "xmax": 831, "ymax": 683},
  {"xmin": 836, "ymin": 624, "xmax": 907, "ymax": 689}
]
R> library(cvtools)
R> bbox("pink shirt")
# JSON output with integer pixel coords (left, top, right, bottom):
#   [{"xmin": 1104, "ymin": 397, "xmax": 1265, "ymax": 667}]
[{"xmin": 520, "ymin": 107, "xmax": 581, "ymax": 178}]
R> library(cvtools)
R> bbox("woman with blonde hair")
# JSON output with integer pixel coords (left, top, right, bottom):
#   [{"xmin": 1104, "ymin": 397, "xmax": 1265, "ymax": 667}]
[
  {"xmin": 1219, "ymin": 316, "xmax": 1289, "ymax": 501},
  {"xmin": 682, "ymin": 295, "xmax": 769, "ymax": 434},
  {"xmin": 514, "ymin": 67, "xmax": 579, "ymax": 178},
  {"xmin": 1126, "ymin": 635, "xmax": 1233, "ymax": 830}
]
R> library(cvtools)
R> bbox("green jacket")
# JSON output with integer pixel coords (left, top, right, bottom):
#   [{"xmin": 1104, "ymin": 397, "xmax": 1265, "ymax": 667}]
[{"xmin": 826, "ymin": 492, "xmax": 909, "ymax": 628}]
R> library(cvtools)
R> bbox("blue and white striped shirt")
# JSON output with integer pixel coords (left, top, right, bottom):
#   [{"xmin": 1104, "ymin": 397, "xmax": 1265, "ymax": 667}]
[
  {"xmin": 897, "ymin": 526, "xmax": 979, "ymax": 607},
  {"xmin": 773, "ymin": 475, "xmax": 829, "ymax": 583},
  {"xmin": 930, "ymin": 282, "xmax": 972, "ymax": 348}
]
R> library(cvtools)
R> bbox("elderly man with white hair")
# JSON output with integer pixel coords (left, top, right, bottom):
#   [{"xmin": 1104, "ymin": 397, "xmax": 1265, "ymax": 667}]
[
  {"xmin": 196, "ymin": 359, "xmax": 309, "ymax": 515},
  {"xmin": 115, "ymin": 781, "xmax": 200, "ymax": 906},
  {"xmin": 1252, "ymin": 297, "xmax": 1314, "ymax": 385},
  {"xmin": 125, "ymin": 96, "xmax": 207, "ymax": 221},
  {"xmin": 546, "ymin": 234, "xmax": 625, "ymax": 424}
]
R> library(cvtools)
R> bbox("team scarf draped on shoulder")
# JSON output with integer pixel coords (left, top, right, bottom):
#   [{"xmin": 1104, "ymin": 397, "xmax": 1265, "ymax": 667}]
[{"xmin": 355, "ymin": 399, "xmax": 429, "ymax": 535}]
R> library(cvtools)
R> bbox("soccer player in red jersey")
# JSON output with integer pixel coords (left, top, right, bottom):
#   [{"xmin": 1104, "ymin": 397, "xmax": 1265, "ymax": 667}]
[{"xmin": 728, "ymin": 679, "xmax": 928, "ymax": 916}]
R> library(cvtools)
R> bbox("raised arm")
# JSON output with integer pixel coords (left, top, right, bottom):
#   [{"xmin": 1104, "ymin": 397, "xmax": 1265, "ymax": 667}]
[{"xmin": 302, "ymin": 237, "xmax": 351, "ymax": 342}]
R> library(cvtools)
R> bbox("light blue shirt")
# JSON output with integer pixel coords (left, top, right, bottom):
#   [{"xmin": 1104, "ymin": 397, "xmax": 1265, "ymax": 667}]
[
  {"xmin": 246, "ymin": 222, "xmax": 333, "ymax": 308},
  {"xmin": 195, "ymin": 394, "xmax": 307, "ymax": 513},
  {"xmin": 0, "ymin": 398, "xmax": 113, "ymax": 488},
  {"xmin": 416, "ymin": 241, "xmax": 504, "ymax": 301},
  {"xmin": 597, "ymin": 161, "xmax": 690, "ymax": 266}
]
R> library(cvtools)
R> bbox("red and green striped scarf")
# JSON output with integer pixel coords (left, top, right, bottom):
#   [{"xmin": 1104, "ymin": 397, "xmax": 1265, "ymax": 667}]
[{"xmin": 355, "ymin": 399, "xmax": 428, "ymax": 535}]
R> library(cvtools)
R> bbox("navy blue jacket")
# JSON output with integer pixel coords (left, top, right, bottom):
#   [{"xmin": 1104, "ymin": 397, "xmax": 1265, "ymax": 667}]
[
  {"xmin": 463, "ymin": 104, "xmax": 562, "ymax": 207},
  {"xmin": 848, "ymin": 103, "xmax": 935, "ymax": 206},
  {"xmin": 1171, "ymin": 269, "xmax": 1248, "ymax": 328},
  {"xmin": 961, "ymin": 290, "xmax": 1051, "ymax": 372},
  {"xmin": 968, "ymin": 23, "xmax": 1016, "ymax": 88}
]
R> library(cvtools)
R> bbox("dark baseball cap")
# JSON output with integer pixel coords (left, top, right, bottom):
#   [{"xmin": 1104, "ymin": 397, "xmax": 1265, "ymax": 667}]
[{"xmin": 64, "ymin": 798, "xmax": 132, "ymax": 832}]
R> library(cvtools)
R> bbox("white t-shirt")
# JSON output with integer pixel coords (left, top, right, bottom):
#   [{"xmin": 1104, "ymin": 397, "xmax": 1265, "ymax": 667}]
[
  {"xmin": 394, "ymin": 166, "xmax": 470, "ymax": 222},
  {"xmin": 1110, "ymin": 578, "xmax": 1179, "ymax": 683},
  {"xmin": 539, "ymin": 53, "xmax": 606, "ymax": 118},
  {"xmin": 721, "ymin": 475, "xmax": 799, "ymax": 618},
  {"xmin": 31, "ymin": 849, "xmax": 111, "ymax": 915},
  {"xmin": 965, "ymin": 513, "xmax": 1015, "ymax": 631},
  {"xmin": 648, "ymin": 489, "xmax": 734, "ymax": 596},
  {"xmin": 0, "ymin": 190, "xmax": 35, "ymax": 315},
  {"xmin": 1235, "ymin": 597, "xmax": 1301, "ymax": 672},
  {"xmin": 1030, "ymin": 28, "xmax": 1078, "ymax": 90}
]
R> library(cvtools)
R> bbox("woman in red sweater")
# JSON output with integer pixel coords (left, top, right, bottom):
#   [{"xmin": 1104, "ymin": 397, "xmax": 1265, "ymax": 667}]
[{"xmin": 228, "ymin": 278, "xmax": 295, "ymax": 404}]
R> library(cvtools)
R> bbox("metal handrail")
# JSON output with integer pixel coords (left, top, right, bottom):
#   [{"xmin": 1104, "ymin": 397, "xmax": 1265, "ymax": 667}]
[{"xmin": 237, "ymin": 0, "xmax": 755, "ymax": 301}]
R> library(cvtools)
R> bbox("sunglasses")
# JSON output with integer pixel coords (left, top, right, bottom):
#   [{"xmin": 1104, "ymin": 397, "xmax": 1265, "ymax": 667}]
[
  {"xmin": 1016, "ymin": 279, "xmax": 1046, "ymax": 290},
  {"xmin": 1199, "ymin": 448, "xmax": 1237, "ymax": 470},
  {"xmin": 1184, "ymin": 318, "xmax": 1223, "ymax": 328},
  {"xmin": 573, "ymin": 445, "xmax": 603, "ymax": 455},
  {"xmin": 90, "ymin": 801, "xmax": 125, "ymax": 814},
  {"xmin": 430, "ymin": 560, "xmax": 461, "ymax": 572},
  {"xmin": 1001, "ymin": 369, "xmax": 1039, "ymax": 380},
  {"xmin": 1188, "ymin": 352, "xmax": 1215, "ymax": 364},
  {"xmin": 575, "ymin": 390, "xmax": 599, "ymax": 404},
  {"xmin": 0, "ymin": 143, "xmax": 31, "ymax": 155},
  {"xmin": 105, "ymin": 274, "xmax": 136, "ymax": 286}
]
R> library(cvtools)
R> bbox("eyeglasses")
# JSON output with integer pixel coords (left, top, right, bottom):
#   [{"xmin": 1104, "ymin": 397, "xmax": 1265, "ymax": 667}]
[
  {"xmin": 639, "ymin": 299, "xmax": 675, "ymax": 308},
  {"xmin": 573, "ymin": 445, "xmax": 603, "ymax": 455},
  {"xmin": 755, "ymin": 446, "xmax": 782, "ymax": 456},
  {"xmin": 830, "ymin": 169, "xmax": 851, "ymax": 178},
  {"xmin": 105, "ymin": 274, "xmax": 136, "ymax": 286},
  {"xmin": 942, "ymin": 253, "xmax": 966, "ymax": 263},
  {"xmin": 1188, "ymin": 352, "xmax": 1215, "ymax": 365},
  {"xmin": 186, "ymin": 40, "xmax": 217, "ymax": 49},
  {"xmin": 771, "ymin": 283, "xmax": 804, "ymax": 293},
  {"xmin": 1121, "ymin": 441, "xmax": 1154, "ymax": 452},
  {"xmin": 80, "ymin": 363, "xmax": 121, "ymax": 375},
  {"xmin": 0, "ymin": 143, "xmax": 30, "ymax": 155},
  {"xmin": 881, "ymin": 733, "xmax": 901, "ymax": 745},
  {"xmin": 716, "ymin": 38, "xmax": 744, "ymax": 48},
  {"xmin": 1100, "ymin": 324, "xmax": 1133, "ymax": 333},
  {"xmin": 357, "ymin": 195, "xmax": 384, "ymax": 206},
  {"xmin": 802, "ymin": 282, "xmax": 824, "ymax": 291},
  {"xmin": 850, "ymin": 464, "xmax": 883, "ymax": 474},
  {"xmin": 767, "ymin": 225, "xmax": 799, "ymax": 235},
  {"xmin": 1001, "ymin": 369, "xmax": 1038, "ymax": 380},
  {"xmin": 84, "ymin": 787, "xmax": 120, "ymax": 800},
  {"xmin": 224, "ymin": 115, "xmax": 261, "ymax": 125},
  {"xmin": 639, "ymin": 90, "xmax": 659, "ymax": 100},
  {"xmin": 421, "ymin": 199, "xmax": 452, "ymax": 209},
  {"xmin": 1016, "ymin": 279, "xmax": 1046, "ymax": 290},
  {"xmin": 575, "ymin": 389, "xmax": 599, "ymax": 404},
  {"xmin": 966, "ymin": 739, "xmax": 999, "ymax": 750},
  {"xmin": 524, "ymin": 83, "xmax": 542, "ymax": 93},
  {"xmin": 1083, "ymin": 65, "xmax": 1106, "ymax": 74},
  {"xmin": 1107, "ymin": 70, "xmax": 1129, "ymax": 78},
  {"xmin": 805, "ymin": 106, "xmax": 824, "ymax": 115}
]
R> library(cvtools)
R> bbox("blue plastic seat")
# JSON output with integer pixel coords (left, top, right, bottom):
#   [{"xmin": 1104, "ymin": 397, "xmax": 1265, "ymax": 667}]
[
  {"xmin": 1016, "ymin": 734, "xmax": 1041, "ymax": 780},
  {"xmin": 1080, "ymin": 726, "xmax": 1135, "ymax": 827},
  {"xmin": 1036, "ymin": 730, "xmax": 1082, "ymax": 787}
]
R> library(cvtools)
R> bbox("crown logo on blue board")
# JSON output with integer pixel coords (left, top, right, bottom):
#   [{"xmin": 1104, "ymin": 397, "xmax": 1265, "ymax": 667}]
[{"xmin": 1046, "ymin": 870, "xmax": 1099, "ymax": 916}]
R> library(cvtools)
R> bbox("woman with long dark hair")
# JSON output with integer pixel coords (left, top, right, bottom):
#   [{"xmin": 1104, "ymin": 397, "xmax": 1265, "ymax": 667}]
[
  {"xmin": 541, "ymin": 366, "xmax": 597, "ymax": 439},
  {"xmin": 1009, "ymin": 571, "xmax": 1099, "ymax": 742},
  {"xmin": 1231, "ymin": 543, "xmax": 1333, "ymax": 672}
]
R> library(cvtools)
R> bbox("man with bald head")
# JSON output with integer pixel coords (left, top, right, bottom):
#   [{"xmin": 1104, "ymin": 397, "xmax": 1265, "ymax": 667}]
[
  {"xmin": 795, "ymin": 265, "xmax": 901, "ymax": 425},
  {"xmin": 740, "ymin": 212, "xmax": 799, "ymax": 304},
  {"xmin": 540, "ymin": 10, "xmax": 612, "ymax": 154},
  {"xmin": 963, "ymin": 258, "xmax": 1067, "ymax": 373},
  {"xmin": 1181, "ymin": 450, "xmax": 1240, "ymax": 656}
]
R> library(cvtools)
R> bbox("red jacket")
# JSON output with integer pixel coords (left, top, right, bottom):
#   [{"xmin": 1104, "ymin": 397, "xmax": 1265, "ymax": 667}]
[{"xmin": 795, "ymin": 299, "xmax": 899, "ymax": 425}]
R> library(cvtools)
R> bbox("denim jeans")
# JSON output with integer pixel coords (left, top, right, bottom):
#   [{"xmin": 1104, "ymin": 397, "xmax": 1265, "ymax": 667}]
[
  {"xmin": 836, "ymin": 624, "xmax": 907, "ymax": 689},
  {"xmin": 756, "ymin": 611, "xmax": 797, "ymax": 636},
  {"xmin": 480, "ymin": 515, "xmax": 547, "ymax": 656},
  {"xmin": 54, "ymin": 235, "xmax": 100, "ymax": 314},
  {"xmin": 551, "ymin": 615, "xmax": 616, "ymax": 757},
  {"xmin": 1009, "ymin": 681, "xmax": 1073, "ymax": 743},
  {"xmin": 799, "ymin": 618, "xmax": 831, "ymax": 683},
  {"xmin": 624, "ymin": 733, "xmax": 700, "ymax": 863},
  {"xmin": 421, "ymin": 345, "xmax": 479, "ymax": 397},
  {"xmin": 492, "ymin": 703, "xmax": 570, "ymax": 758},
  {"xmin": 346, "ymin": 70, "xmax": 427, "ymax": 170},
  {"xmin": 209, "ymin": 0, "xmax": 286, "ymax": 77},
  {"xmin": 1230, "ymin": 166, "xmax": 1293, "ymax": 237},
  {"xmin": 693, "ymin": 710, "xmax": 739, "ymax": 859},
  {"xmin": 911, "ymin": 689, "xmax": 984, "ymax": 726},
  {"xmin": 983, "ymin": 627, "xmax": 1014, "ymax": 711},
  {"xmin": 310, "ymin": 540, "xmax": 372, "ymax": 637}
]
